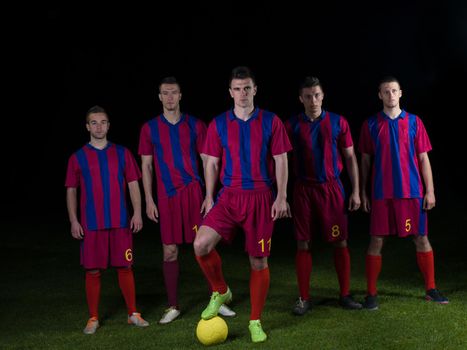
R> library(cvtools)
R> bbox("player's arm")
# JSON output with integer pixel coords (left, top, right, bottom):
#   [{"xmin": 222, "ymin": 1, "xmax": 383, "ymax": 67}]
[
  {"xmin": 418, "ymin": 152, "xmax": 436, "ymax": 210},
  {"xmin": 128, "ymin": 180, "xmax": 143, "ymax": 233},
  {"xmin": 141, "ymin": 154, "xmax": 159, "ymax": 222},
  {"xmin": 200, "ymin": 153, "xmax": 208, "ymax": 172},
  {"xmin": 342, "ymin": 146, "xmax": 361, "ymax": 211},
  {"xmin": 66, "ymin": 187, "xmax": 84, "ymax": 239},
  {"xmin": 272, "ymin": 152, "xmax": 291, "ymax": 220},
  {"xmin": 360, "ymin": 152, "xmax": 372, "ymax": 213},
  {"xmin": 201, "ymin": 155, "xmax": 220, "ymax": 216}
]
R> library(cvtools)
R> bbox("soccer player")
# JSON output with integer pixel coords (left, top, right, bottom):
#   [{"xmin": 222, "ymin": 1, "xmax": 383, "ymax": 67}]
[
  {"xmin": 359, "ymin": 76, "xmax": 449, "ymax": 310},
  {"xmin": 193, "ymin": 66, "xmax": 292, "ymax": 343},
  {"xmin": 65, "ymin": 105, "xmax": 149, "ymax": 335},
  {"xmin": 285, "ymin": 77, "xmax": 362, "ymax": 315},
  {"xmin": 138, "ymin": 77, "xmax": 235, "ymax": 324}
]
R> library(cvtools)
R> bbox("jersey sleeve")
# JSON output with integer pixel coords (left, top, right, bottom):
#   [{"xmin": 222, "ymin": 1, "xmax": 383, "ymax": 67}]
[
  {"xmin": 203, "ymin": 119, "xmax": 223, "ymax": 157},
  {"xmin": 415, "ymin": 116, "xmax": 432, "ymax": 154},
  {"xmin": 358, "ymin": 119, "xmax": 374, "ymax": 155},
  {"xmin": 338, "ymin": 116, "xmax": 354, "ymax": 149},
  {"xmin": 124, "ymin": 148, "xmax": 142, "ymax": 182},
  {"xmin": 284, "ymin": 119, "xmax": 293, "ymax": 145},
  {"xmin": 138, "ymin": 122, "xmax": 153, "ymax": 156},
  {"xmin": 196, "ymin": 119, "xmax": 208, "ymax": 154},
  {"xmin": 65, "ymin": 154, "xmax": 80, "ymax": 188},
  {"xmin": 271, "ymin": 115, "xmax": 293, "ymax": 156}
]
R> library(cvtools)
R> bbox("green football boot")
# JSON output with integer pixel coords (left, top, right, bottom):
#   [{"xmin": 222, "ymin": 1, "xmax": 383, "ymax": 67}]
[
  {"xmin": 201, "ymin": 287, "xmax": 232, "ymax": 320},
  {"xmin": 248, "ymin": 319, "xmax": 267, "ymax": 343}
]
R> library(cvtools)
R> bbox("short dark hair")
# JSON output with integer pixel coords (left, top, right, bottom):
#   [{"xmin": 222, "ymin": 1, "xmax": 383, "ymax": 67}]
[
  {"xmin": 86, "ymin": 105, "xmax": 108, "ymax": 122},
  {"xmin": 378, "ymin": 76, "xmax": 401, "ymax": 91},
  {"xmin": 158, "ymin": 76, "xmax": 181, "ymax": 92},
  {"xmin": 229, "ymin": 66, "xmax": 256, "ymax": 86},
  {"xmin": 299, "ymin": 76, "xmax": 322, "ymax": 95}
]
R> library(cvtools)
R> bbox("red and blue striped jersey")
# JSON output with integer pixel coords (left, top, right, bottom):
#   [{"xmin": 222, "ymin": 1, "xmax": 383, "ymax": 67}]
[
  {"xmin": 138, "ymin": 114, "xmax": 207, "ymax": 198},
  {"xmin": 204, "ymin": 108, "xmax": 292, "ymax": 190},
  {"xmin": 65, "ymin": 142, "xmax": 141, "ymax": 231},
  {"xmin": 285, "ymin": 111, "xmax": 354, "ymax": 184},
  {"xmin": 358, "ymin": 110, "xmax": 432, "ymax": 199}
]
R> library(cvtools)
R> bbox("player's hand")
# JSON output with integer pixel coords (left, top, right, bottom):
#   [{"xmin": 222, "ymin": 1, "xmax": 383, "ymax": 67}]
[
  {"xmin": 423, "ymin": 192, "xmax": 436, "ymax": 210},
  {"xmin": 200, "ymin": 197, "xmax": 215, "ymax": 217},
  {"xmin": 145, "ymin": 201, "xmax": 159, "ymax": 223},
  {"xmin": 348, "ymin": 192, "xmax": 361, "ymax": 211},
  {"xmin": 286, "ymin": 201, "xmax": 292, "ymax": 217},
  {"xmin": 70, "ymin": 221, "xmax": 84, "ymax": 240},
  {"xmin": 271, "ymin": 198, "xmax": 291, "ymax": 221},
  {"xmin": 130, "ymin": 213, "xmax": 143, "ymax": 233},
  {"xmin": 361, "ymin": 193, "xmax": 371, "ymax": 213}
]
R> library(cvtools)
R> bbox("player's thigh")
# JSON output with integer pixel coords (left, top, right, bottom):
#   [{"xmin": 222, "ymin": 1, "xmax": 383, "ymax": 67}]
[
  {"xmin": 201, "ymin": 192, "xmax": 238, "ymax": 244},
  {"xmin": 243, "ymin": 190, "xmax": 274, "ymax": 257},
  {"xmin": 394, "ymin": 198, "xmax": 428, "ymax": 237},
  {"xmin": 370, "ymin": 199, "xmax": 395, "ymax": 236},
  {"xmin": 158, "ymin": 195, "xmax": 184, "ymax": 244},
  {"xmin": 109, "ymin": 227, "xmax": 133, "ymax": 267},
  {"xmin": 321, "ymin": 183, "xmax": 348, "ymax": 242},
  {"xmin": 82, "ymin": 229, "xmax": 110, "ymax": 270},
  {"xmin": 292, "ymin": 183, "xmax": 314, "ymax": 241},
  {"xmin": 180, "ymin": 181, "xmax": 204, "ymax": 243}
]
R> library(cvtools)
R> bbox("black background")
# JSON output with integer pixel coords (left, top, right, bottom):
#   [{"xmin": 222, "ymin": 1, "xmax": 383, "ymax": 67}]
[{"xmin": 6, "ymin": 1, "xmax": 467, "ymax": 220}]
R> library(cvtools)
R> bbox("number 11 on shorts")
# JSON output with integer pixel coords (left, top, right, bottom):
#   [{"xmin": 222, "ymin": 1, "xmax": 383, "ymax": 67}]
[{"xmin": 258, "ymin": 238, "xmax": 271, "ymax": 253}]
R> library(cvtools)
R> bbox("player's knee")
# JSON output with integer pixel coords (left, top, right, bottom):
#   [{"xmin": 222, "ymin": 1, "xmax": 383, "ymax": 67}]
[
  {"xmin": 163, "ymin": 244, "xmax": 178, "ymax": 261},
  {"xmin": 163, "ymin": 251, "xmax": 178, "ymax": 262},
  {"xmin": 332, "ymin": 240, "xmax": 347, "ymax": 248},
  {"xmin": 368, "ymin": 236, "xmax": 384, "ymax": 253},
  {"xmin": 249, "ymin": 256, "xmax": 268, "ymax": 270},
  {"xmin": 193, "ymin": 235, "xmax": 209, "ymax": 256},
  {"xmin": 297, "ymin": 240, "xmax": 309, "ymax": 250},
  {"xmin": 413, "ymin": 235, "xmax": 432, "ymax": 251}
]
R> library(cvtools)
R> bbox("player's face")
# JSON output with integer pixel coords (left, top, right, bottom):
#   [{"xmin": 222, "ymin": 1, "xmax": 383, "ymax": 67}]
[
  {"xmin": 299, "ymin": 86, "xmax": 324, "ymax": 117},
  {"xmin": 159, "ymin": 83, "xmax": 181, "ymax": 112},
  {"xmin": 86, "ymin": 113, "xmax": 109, "ymax": 140},
  {"xmin": 229, "ymin": 78, "xmax": 257, "ymax": 109},
  {"xmin": 378, "ymin": 82, "xmax": 402, "ymax": 109}
]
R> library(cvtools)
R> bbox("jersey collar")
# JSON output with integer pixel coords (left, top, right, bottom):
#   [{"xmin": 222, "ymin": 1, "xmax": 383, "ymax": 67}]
[{"xmin": 228, "ymin": 107, "xmax": 259, "ymax": 122}]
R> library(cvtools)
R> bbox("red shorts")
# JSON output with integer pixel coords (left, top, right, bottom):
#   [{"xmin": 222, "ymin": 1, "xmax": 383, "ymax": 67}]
[
  {"xmin": 81, "ymin": 227, "xmax": 133, "ymax": 269},
  {"xmin": 201, "ymin": 187, "xmax": 274, "ymax": 257},
  {"xmin": 292, "ymin": 180, "xmax": 348, "ymax": 243},
  {"xmin": 370, "ymin": 198, "xmax": 428, "ymax": 237},
  {"xmin": 158, "ymin": 181, "xmax": 203, "ymax": 245}
]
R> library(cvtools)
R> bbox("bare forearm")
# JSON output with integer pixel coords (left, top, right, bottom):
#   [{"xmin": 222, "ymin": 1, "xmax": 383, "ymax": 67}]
[
  {"xmin": 419, "ymin": 153, "xmax": 435, "ymax": 194},
  {"xmin": 343, "ymin": 147, "xmax": 360, "ymax": 194},
  {"xmin": 141, "ymin": 158, "xmax": 155, "ymax": 203},
  {"xmin": 128, "ymin": 181, "xmax": 142, "ymax": 216},
  {"xmin": 274, "ymin": 153, "xmax": 288, "ymax": 199},
  {"xmin": 360, "ymin": 153, "xmax": 371, "ymax": 195},
  {"xmin": 205, "ymin": 161, "xmax": 219, "ymax": 199},
  {"xmin": 66, "ymin": 188, "xmax": 79, "ymax": 223},
  {"xmin": 200, "ymin": 153, "xmax": 208, "ymax": 173}
]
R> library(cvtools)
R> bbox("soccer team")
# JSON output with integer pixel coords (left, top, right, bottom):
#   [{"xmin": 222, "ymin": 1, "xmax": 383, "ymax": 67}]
[{"xmin": 65, "ymin": 66, "xmax": 449, "ymax": 342}]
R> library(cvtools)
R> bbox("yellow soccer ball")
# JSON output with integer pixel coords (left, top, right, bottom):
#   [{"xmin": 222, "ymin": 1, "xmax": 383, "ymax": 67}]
[{"xmin": 196, "ymin": 316, "xmax": 228, "ymax": 346}]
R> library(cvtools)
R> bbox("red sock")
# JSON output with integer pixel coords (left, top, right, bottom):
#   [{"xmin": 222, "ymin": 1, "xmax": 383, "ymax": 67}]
[
  {"xmin": 195, "ymin": 249, "xmax": 227, "ymax": 294},
  {"xmin": 416, "ymin": 250, "xmax": 436, "ymax": 290},
  {"xmin": 163, "ymin": 260, "xmax": 179, "ymax": 307},
  {"xmin": 295, "ymin": 250, "xmax": 312, "ymax": 300},
  {"xmin": 334, "ymin": 246, "xmax": 351, "ymax": 297},
  {"xmin": 117, "ymin": 267, "xmax": 137, "ymax": 315},
  {"xmin": 250, "ymin": 267, "xmax": 270, "ymax": 320},
  {"xmin": 85, "ymin": 271, "xmax": 101, "ymax": 319},
  {"xmin": 366, "ymin": 254, "xmax": 382, "ymax": 296}
]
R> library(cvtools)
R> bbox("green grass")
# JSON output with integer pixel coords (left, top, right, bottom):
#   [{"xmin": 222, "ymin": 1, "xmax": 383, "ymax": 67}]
[{"xmin": 1, "ymin": 207, "xmax": 466, "ymax": 349}]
